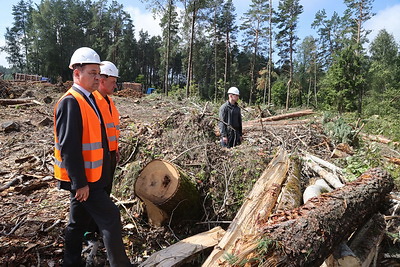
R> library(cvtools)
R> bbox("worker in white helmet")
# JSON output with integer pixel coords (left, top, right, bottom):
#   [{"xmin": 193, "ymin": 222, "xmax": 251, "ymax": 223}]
[
  {"xmin": 218, "ymin": 87, "xmax": 243, "ymax": 148},
  {"xmin": 54, "ymin": 47, "xmax": 131, "ymax": 266},
  {"xmin": 94, "ymin": 60, "xmax": 121, "ymax": 193},
  {"xmin": 85, "ymin": 61, "xmax": 121, "ymax": 248}
]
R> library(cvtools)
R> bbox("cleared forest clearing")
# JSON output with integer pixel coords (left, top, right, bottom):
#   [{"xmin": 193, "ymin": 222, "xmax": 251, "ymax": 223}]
[{"xmin": 0, "ymin": 81, "xmax": 399, "ymax": 266}]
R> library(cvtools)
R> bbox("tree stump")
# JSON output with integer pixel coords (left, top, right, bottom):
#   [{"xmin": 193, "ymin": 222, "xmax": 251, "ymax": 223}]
[{"xmin": 134, "ymin": 159, "xmax": 201, "ymax": 226}]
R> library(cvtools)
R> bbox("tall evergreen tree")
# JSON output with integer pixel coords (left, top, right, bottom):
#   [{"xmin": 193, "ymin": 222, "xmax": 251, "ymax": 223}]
[
  {"xmin": 275, "ymin": 0, "xmax": 303, "ymax": 110},
  {"xmin": 240, "ymin": 0, "xmax": 270, "ymax": 105},
  {"xmin": 312, "ymin": 10, "xmax": 348, "ymax": 69},
  {"xmin": 216, "ymin": 0, "xmax": 237, "ymax": 100},
  {"xmin": 368, "ymin": 29, "xmax": 399, "ymax": 93},
  {"xmin": 3, "ymin": 0, "xmax": 33, "ymax": 71},
  {"xmin": 319, "ymin": 44, "xmax": 366, "ymax": 113},
  {"xmin": 296, "ymin": 36, "xmax": 318, "ymax": 107},
  {"xmin": 343, "ymin": 0, "xmax": 375, "ymax": 113}
]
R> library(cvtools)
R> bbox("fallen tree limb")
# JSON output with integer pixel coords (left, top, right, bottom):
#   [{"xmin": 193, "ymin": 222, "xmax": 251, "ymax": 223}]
[
  {"xmin": 0, "ymin": 175, "xmax": 24, "ymax": 192},
  {"xmin": 231, "ymin": 168, "xmax": 393, "ymax": 267},
  {"xmin": 260, "ymin": 109, "xmax": 315, "ymax": 122},
  {"xmin": 303, "ymin": 152, "xmax": 344, "ymax": 178},
  {"xmin": 202, "ymin": 147, "xmax": 289, "ymax": 266},
  {"xmin": 242, "ymin": 110, "xmax": 315, "ymax": 130},
  {"xmin": 303, "ymin": 179, "xmax": 333, "ymax": 204},
  {"xmin": 0, "ymin": 98, "xmax": 43, "ymax": 106},
  {"xmin": 360, "ymin": 133, "xmax": 400, "ymax": 146},
  {"xmin": 140, "ymin": 226, "xmax": 225, "ymax": 267},
  {"xmin": 303, "ymin": 157, "xmax": 344, "ymax": 189}
]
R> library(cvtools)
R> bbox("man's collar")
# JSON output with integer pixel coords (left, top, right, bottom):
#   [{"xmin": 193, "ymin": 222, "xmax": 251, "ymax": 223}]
[{"xmin": 73, "ymin": 83, "xmax": 91, "ymax": 98}]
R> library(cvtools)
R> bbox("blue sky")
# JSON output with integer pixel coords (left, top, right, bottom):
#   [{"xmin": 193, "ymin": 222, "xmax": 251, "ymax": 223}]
[{"xmin": 1, "ymin": 0, "xmax": 400, "ymax": 68}]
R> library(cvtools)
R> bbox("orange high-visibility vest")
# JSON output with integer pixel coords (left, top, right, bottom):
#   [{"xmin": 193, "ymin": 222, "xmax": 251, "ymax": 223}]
[
  {"xmin": 54, "ymin": 88, "xmax": 103, "ymax": 182},
  {"xmin": 93, "ymin": 90, "xmax": 120, "ymax": 151}
]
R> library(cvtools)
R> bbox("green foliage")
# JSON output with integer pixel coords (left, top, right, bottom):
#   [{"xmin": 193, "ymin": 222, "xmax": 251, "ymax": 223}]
[
  {"xmin": 342, "ymin": 143, "xmax": 383, "ymax": 181},
  {"xmin": 322, "ymin": 112, "xmax": 358, "ymax": 146},
  {"xmin": 271, "ymin": 79, "xmax": 288, "ymax": 107},
  {"xmin": 318, "ymin": 44, "xmax": 366, "ymax": 113}
]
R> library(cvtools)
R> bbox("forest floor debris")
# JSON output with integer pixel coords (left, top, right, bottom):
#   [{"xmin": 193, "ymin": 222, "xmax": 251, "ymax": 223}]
[{"xmin": 0, "ymin": 82, "xmax": 399, "ymax": 266}]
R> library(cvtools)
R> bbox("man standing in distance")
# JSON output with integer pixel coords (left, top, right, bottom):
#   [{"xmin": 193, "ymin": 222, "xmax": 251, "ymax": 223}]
[
  {"xmin": 219, "ymin": 86, "xmax": 243, "ymax": 148},
  {"xmin": 53, "ymin": 47, "xmax": 131, "ymax": 266}
]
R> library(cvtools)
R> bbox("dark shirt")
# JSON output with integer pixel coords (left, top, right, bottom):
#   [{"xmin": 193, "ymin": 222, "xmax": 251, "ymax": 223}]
[
  {"xmin": 55, "ymin": 88, "xmax": 111, "ymax": 191},
  {"xmin": 218, "ymin": 100, "xmax": 242, "ymax": 138}
]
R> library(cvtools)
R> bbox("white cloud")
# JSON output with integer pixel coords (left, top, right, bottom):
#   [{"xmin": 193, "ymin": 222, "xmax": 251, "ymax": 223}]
[
  {"xmin": 124, "ymin": 6, "xmax": 162, "ymax": 38},
  {"xmin": 365, "ymin": 4, "xmax": 400, "ymax": 45}
]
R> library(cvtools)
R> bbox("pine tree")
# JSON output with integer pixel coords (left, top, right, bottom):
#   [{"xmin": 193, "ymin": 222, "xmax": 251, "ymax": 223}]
[
  {"xmin": 240, "ymin": 0, "xmax": 270, "ymax": 105},
  {"xmin": 3, "ymin": 0, "xmax": 33, "ymax": 71},
  {"xmin": 275, "ymin": 0, "xmax": 303, "ymax": 110}
]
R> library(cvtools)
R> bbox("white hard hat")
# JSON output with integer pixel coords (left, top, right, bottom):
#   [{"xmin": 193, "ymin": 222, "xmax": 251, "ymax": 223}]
[
  {"xmin": 69, "ymin": 47, "xmax": 101, "ymax": 69},
  {"xmin": 227, "ymin": 86, "xmax": 240, "ymax": 95},
  {"xmin": 100, "ymin": 61, "xmax": 119, "ymax": 78}
]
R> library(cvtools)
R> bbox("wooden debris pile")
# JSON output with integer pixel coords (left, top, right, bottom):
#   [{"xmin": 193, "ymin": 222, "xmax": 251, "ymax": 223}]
[
  {"xmin": 137, "ymin": 147, "xmax": 397, "ymax": 267},
  {"xmin": 114, "ymin": 88, "xmax": 144, "ymax": 98}
]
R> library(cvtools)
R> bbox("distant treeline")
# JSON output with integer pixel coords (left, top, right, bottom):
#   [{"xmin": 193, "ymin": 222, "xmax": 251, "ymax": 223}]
[{"xmin": 2, "ymin": 0, "xmax": 399, "ymax": 115}]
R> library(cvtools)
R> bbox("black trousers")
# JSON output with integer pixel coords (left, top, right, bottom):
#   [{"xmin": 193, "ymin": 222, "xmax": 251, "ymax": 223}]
[
  {"xmin": 86, "ymin": 151, "xmax": 117, "ymax": 234},
  {"xmin": 63, "ymin": 189, "xmax": 130, "ymax": 267}
]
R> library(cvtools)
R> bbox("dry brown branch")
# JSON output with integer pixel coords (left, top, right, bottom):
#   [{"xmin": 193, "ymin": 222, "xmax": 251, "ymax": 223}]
[
  {"xmin": 0, "ymin": 98, "xmax": 43, "ymax": 106},
  {"xmin": 303, "ymin": 156, "xmax": 344, "ymax": 189},
  {"xmin": 0, "ymin": 174, "xmax": 24, "ymax": 192}
]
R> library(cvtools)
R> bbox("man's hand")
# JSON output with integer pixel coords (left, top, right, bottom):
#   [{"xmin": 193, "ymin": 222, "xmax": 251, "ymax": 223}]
[
  {"xmin": 75, "ymin": 185, "xmax": 89, "ymax": 202},
  {"xmin": 222, "ymin": 137, "xmax": 228, "ymax": 144}
]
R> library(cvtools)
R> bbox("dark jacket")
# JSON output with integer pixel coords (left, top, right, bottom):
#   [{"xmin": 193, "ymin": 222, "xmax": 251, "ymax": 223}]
[
  {"xmin": 55, "ymin": 87, "xmax": 111, "ymax": 191},
  {"xmin": 219, "ymin": 101, "xmax": 242, "ymax": 146}
]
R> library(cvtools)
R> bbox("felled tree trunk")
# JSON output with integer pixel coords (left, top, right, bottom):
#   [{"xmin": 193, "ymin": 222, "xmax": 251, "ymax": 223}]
[
  {"xmin": 276, "ymin": 157, "xmax": 302, "ymax": 211},
  {"xmin": 202, "ymin": 147, "xmax": 290, "ymax": 266},
  {"xmin": 260, "ymin": 109, "xmax": 315, "ymax": 122},
  {"xmin": 230, "ymin": 168, "xmax": 393, "ymax": 267},
  {"xmin": 134, "ymin": 159, "xmax": 201, "ymax": 226}
]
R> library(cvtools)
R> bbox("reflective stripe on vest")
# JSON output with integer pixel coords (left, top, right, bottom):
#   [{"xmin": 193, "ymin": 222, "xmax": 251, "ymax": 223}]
[
  {"xmin": 54, "ymin": 88, "xmax": 103, "ymax": 182},
  {"xmin": 93, "ymin": 91, "xmax": 120, "ymax": 151}
]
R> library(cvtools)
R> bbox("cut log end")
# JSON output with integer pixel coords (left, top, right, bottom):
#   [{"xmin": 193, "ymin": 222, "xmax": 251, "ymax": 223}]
[
  {"xmin": 135, "ymin": 159, "xmax": 202, "ymax": 226},
  {"xmin": 135, "ymin": 159, "xmax": 180, "ymax": 204}
]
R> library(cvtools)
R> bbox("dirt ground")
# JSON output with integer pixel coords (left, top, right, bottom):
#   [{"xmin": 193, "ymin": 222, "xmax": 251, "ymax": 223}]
[{"xmin": 0, "ymin": 81, "xmax": 399, "ymax": 266}]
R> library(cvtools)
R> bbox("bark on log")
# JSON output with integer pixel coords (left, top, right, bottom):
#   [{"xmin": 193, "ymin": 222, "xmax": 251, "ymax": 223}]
[
  {"xmin": 202, "ymin": 147, "xmax": 290, "ymax": 267},
  {"xmin": 139, "ymin": 227, "xmax": 226, "ymax": 267},
  {"xmin": 134, "ymin": 159, "xmax": 201, "ymax": 227},
  {"xmin": 232, "ymin": 168, "xmax": 393, "ymax": 267}
]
